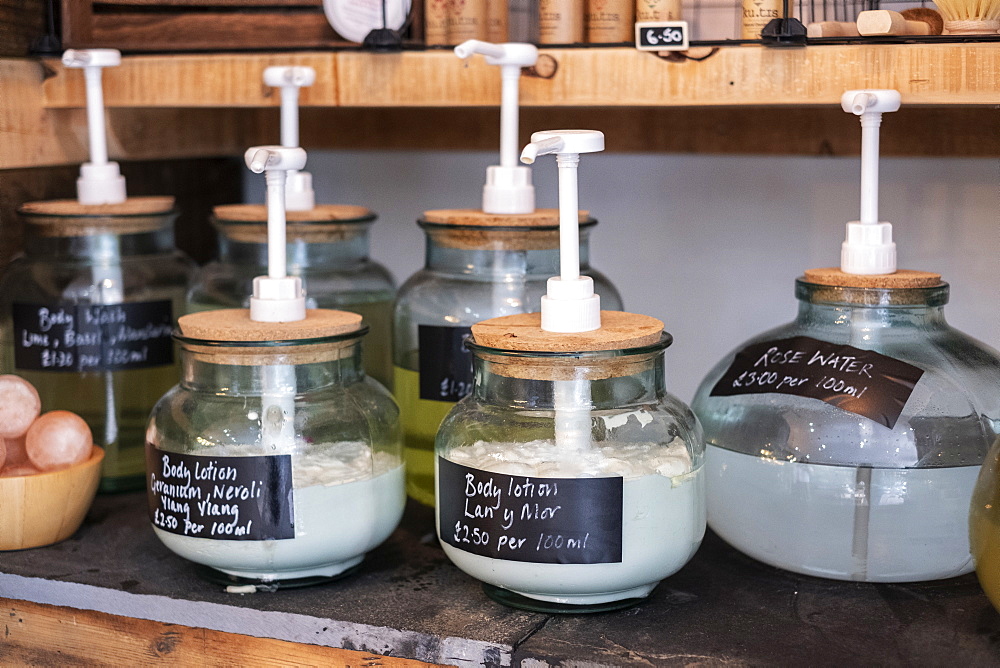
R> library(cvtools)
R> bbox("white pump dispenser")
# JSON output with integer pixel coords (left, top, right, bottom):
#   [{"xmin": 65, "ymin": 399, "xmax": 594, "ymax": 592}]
[
  {"xmin": 244, "ymin": 146, "xmax": 308, "ymax": 322},
  {"xmin": 62, "ymin": 49, "xmax": 127, "ymax": 205},
  {"xmin": 455, "ymin": 40, "xmax": 539, "ymax": 215},
  {"xmin": 520, "ymin": 130, "xmax": 605, "ymax": 333},
  {"xmin": 263, "ymin": 66, "xmax": 317, "ymax": 211},
  {"xmin": 840, "ymin": 89, "xmax": 901, "ymax": 275}
]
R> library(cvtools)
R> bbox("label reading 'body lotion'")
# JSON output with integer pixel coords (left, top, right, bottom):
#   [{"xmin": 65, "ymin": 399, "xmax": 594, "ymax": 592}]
[
  {"xmin": 710, "ymin": 336, "xmax": 924, "ymax": 429},
  {"xmin": 13, "ymin": 301, "xmax": 173, "ymax": 372},
  {"xmin": 418, "ymin": 325, "xmax": 474, "ymax": 402},
  {"xmin": 146, "ymin": 446, "xmax": 295, "ymax": 541},
  {"xmin": 438, "ymin": 456, "xmax": 623, "ymax": 564}
]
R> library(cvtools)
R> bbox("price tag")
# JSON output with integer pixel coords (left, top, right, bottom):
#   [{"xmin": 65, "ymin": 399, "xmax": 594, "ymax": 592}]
[
  {"xmin": 709, "ymin": 336, "xmax": 924, "ymax": 429},
  {"xmin": 438, "ymin": 457, "xmax": 623, "ymax": 564},
  {"xmin": 418, "ymin": 325, "xmax": 474, "ymax": 402},
  {"xmin": 635, "ymin": 21, "xmax": 689, "ymax": 51}
]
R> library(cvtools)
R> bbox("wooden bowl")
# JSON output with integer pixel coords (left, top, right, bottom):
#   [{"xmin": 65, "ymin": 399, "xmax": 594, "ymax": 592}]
[{"xmin": 0, "ymin": 447, "xmax": 104, "ymax": 550}]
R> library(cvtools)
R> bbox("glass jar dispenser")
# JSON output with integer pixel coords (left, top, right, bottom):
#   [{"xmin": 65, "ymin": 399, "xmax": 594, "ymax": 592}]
[
  {"xmin": 394, "ymin": 213, "xmax": 623, "ymax": 506},
  {"xmin": 187, "ymin": 205, "xmax": 395, "ymax": 389},
  {"xmin": 146, "ymin": 309, "xmax": 404, "ymax": 586},
  {"xmin": 692, "ymin": 276, "xmax": 1000, "ymax": 582},
  {"xmin": 0, "ymin": 198, "xmax": 194, "ymax": 492},
  {"xmin": 435, "ymin": 313, "xmax": 705, "ymax": 612}
]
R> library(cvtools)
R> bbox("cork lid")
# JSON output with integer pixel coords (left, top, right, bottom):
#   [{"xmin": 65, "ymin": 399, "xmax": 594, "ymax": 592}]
[
  {"xmin": 213, "ymin": 204, "xmax": 376, "ymax": 243},
  {"xmin": 18, "ymin": 197, "xmax": 176, "ymax": 236},
  {"xmin": 469, "ymin": 311, "xmax": 667, "ymax": 381},
  {"xmin": 420, "ymin": 209, "xmax": 594, "ymax": 251},
  {"xmin": 802, "ymin": 268, "xmax": 944, "ymax": 289},
  {"xmin": 472, "ymin": 311, "xmax": 664, "ymax": 352},
  {"xmin": 177, "ymin": 308, "xmax": 365, "ymax": 366},
  {"xmin": 178, "ymin": 308, "xmax": 362, "ymax": 343}
]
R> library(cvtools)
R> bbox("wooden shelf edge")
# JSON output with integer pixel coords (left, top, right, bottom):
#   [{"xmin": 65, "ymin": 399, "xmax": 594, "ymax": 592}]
[{"xmin": 37, "ymin": 45, "xmax": 1000, "ymax": 110}]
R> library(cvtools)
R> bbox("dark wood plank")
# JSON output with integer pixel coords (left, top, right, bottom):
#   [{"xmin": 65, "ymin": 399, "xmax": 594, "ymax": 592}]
[{"xmin": 0, "ymin": 0, "xmax": 49, "ymax": 57}]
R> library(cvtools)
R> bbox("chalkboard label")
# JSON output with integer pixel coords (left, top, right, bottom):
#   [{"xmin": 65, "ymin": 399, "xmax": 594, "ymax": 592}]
[
  {"xmin": 418, "ymin": 325, "xmax": 474, "ymax": 402},
  {"xmin": 12, "ymin": 301, "xmax": 174, "ymax": 373},
  {"xmin": 438, "ymin": 456, "xmax": 623, "ymax": 564},
  {"xmin": 710, "ymin": 336, "xmax": 924, "ymax": 429},
  {"xmin": 634, "ymin": 21, "xmax": 689, "ymax": 51},
  {"xmin": 146, "ymin": 446, "xmax": 295, "ymax": 541}
]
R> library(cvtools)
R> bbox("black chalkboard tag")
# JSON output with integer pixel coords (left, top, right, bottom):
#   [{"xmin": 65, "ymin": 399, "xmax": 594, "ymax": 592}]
[
  {"xmin": 438, "ymin": 456, "xmax": 623, "ymax": 565},
  {"xmin": 710, "ymin": 335, "xmax": 924, "ymax": 429},
  {"xmin": 12, "ymin": 300, "xmax": 174, "ymax": 373},
  {"xmin": 418, "ymin": 325, "xmax": 474, "ymax": 402},
  {"xmin": 146, "ymin": 446, "xmax": 295, "ymax": 541},
  {"xmin": 634, "ymin": 21, "xmax": 689, "ymax": 51}
]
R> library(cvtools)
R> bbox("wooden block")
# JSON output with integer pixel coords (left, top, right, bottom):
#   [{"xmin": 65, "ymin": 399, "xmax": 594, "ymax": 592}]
[
  {"xmin": 0, "ymin": 598, "xmax": 446, "ymax": 667},
  {"xmin": 213, "ymin": 203, "xmax": 376, "ymax": 242},
  {"xmin": 802, "ymin": 267, "xmax": 944, "ymax": 289},
  {"xmin": 18, "ymin": 197, "xmax": 177, "ymax": 236},
  {"xmin": 178, "ymin": 308, "xmax": 362, "ymax": 342},
  {"xmin": 472, "ymin": 310, "xmax": 664, "ymax": 352}
]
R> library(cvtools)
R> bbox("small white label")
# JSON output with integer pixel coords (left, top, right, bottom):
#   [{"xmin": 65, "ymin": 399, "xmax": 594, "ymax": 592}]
[{"xmin": 635, "ymin": 21, "xmax": 690, "ymax": 51}]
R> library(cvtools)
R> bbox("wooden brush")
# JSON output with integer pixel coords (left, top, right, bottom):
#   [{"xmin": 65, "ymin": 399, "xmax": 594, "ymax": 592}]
[
  {"xmin": 934, "ymin": 0, "xmax": 1000, "ymax": 34},
  {"xmin": 807, "ymin": 20, "xmax": 861, "ymax": 37},
  {"xmin": 857, "ymin": 8, "xmax": 944, "ymax": 35}
]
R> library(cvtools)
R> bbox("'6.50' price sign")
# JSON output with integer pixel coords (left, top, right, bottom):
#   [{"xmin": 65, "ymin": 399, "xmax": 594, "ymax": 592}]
[{"xmin": 634, "ymin": 21, "xmax": 689, "ymax": 51}]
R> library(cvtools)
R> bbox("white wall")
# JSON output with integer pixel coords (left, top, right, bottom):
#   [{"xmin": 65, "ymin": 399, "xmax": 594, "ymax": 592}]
[{"xmin": 245, "ymin": 151, "xmax": 1000, "ymax": 402}]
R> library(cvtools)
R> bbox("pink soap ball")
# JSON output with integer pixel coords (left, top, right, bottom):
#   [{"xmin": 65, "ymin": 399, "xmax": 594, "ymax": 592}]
[
  {"xmin": 3, "ymin": 435, "xmax": 30, "ymax": 468},
  {"xmin": 0, "ymin": 375, "xmax": 41, "ymax": 439},
  {"xmin": 25, "ymin": 410, "xmax": 93, "ymax": 472},
  {"xmin": 1, "ymin": 464, "xmax": 41, "ymax": 477},
  {"xmin": 0, "ymin": 435, "xmax": 5, "ymax": 470}
]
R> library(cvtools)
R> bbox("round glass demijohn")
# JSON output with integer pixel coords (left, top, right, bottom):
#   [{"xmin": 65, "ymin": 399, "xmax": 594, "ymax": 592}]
[
  {"xmin": 146, "ymin": 309, "xmax": 404, "ymax": 586},
  {"xmin": 187, "ymin": 205, "xmax": 395, "ymax": 389},
  {"xmin": 435, "ymin": 316, "xmax": 705, "ymax": 612},
  {"xmin": 692, "ymin": 276, "xmax": 1000, "ymax": 582},
  {"xmin": 0, "ymin": 198, "xmax": 194, "ymax": 492},
  {"xmin": 394, "ymin": 214, "xmax": 623, "ymax": 506}
]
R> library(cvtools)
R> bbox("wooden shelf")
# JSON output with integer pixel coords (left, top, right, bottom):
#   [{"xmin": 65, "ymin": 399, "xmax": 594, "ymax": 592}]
[
  {"xmin": 5, "ymin": 44, "xmax": 1000, "ymax": 170},
  {"xmin": 38, "ymin": 45, "xmax": 1000, "ymax": 110}
]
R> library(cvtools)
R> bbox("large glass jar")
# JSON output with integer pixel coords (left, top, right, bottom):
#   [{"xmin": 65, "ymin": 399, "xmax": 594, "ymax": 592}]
[
  {"xmin": 435, "ymin": 313, "xmax": 705, "ymax": 612},
  {"xmin": 692, "ymin": 275, "xmax": 1000, "ymax": 582},
  {"xmin": 146, "ymin": 309, "xmax": 404, "ymax": 586},
  {"xmin": 187, "ymin": 205, "xmax": 395, "ymax": 389},
  {"xmin": 395, "ymin": 212, "xmax": 623, "ymax": 505},
  {"xmin": 0, "ymin": 198, "xmax": 194, "ymax": 492},
  {"xmin": 971, "ymin": 441, "xmax": 1000, "ymax": 610}
]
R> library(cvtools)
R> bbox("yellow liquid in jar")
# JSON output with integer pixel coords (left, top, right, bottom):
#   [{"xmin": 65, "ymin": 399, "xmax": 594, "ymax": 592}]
[
  {"xmin": 347, "ymin": 299, "xmax": 393, "ymax": 391},
  {"xmin": 394, "ymin": 366, "xmax": 456, "ymax": 506},
  {"xmin": 971, "ymin": 438, "xmax": 1000, "ymax": 609}
]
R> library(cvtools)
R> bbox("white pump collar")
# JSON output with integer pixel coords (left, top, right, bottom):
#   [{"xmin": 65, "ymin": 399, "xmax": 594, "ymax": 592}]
[
  {"xmin": 521, "ymin": 130, "xmax": 605, "ymax": 334},
  {"xmin": 456, "ymin": 41, "xmax": 539, "ymax": 215},
  {"xmin": 63, "ymin": 49, "xmax": 126, "ymax": 205},
  {"xmin": 840, "ymin": 89, "xmax": 901, "ymax": 275},
  {"xmin": 244, "ymin": 145, "xmax": 309, "ymax": 323}
]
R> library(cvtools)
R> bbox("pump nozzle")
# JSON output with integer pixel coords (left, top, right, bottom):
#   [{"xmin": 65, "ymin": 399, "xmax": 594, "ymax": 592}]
[
  {"xmin": 62, "ymin": 49, "xmax": 126, "ymax": 205},
  {"xmin": 840, "ymin": 89, "xmax": 901, "ymax": 275},
  {"xmin": 521, "ymin": 130, "xmax": 605, "ymax": 333},
  {"xmin": 263, "ymin": 66, "xmax": 316, "ymax": 211},
  {"xmin": 244, "ymin": 145, "xmax": 308, "ymax": 322},
  {"xmin": 456, "ymin": 40, "xmax": 539, "ymax": 215}
]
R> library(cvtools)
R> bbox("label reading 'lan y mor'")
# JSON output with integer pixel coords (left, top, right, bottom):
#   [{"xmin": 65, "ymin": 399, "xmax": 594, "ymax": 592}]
[
  {"xmin": 710, "ymin": 335, "xmax": 924, "ymax": 429},
  {"xmin": 146, "ymin": 446, "xmax": 295, "ymax": 541},
  {"xmin": 438, "ymin": 456, "xmax": 623, "ymax": 564}
]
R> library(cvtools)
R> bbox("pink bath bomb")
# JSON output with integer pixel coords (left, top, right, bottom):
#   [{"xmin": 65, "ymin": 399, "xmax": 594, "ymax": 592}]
[
  {"xmin": 25, "ymin": 411, "xmax": 93, "ymax": 472},
  {"xmin": 0, "ymin": 435, "xmax": 5, "ymax": 471},
  {"xmin": 0, "ymin": 375, "xmax": 41, "ymax": 439}
]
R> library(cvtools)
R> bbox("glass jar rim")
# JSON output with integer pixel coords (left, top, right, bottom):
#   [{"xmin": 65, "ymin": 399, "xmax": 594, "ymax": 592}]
[
  {"xmin": 417, "ymin": 217, "xmax": 598, "ymax": 233},
  {"xmin": 464, "ymin": 331, "xmax": 672, "ymax": 359},
  {"xmin": 795, "ymin": 278, "xmax": 950, "ymax": 307},
  {"xmin": 173, "ymin": 325, "xmax": 369, "ymax": 349}
]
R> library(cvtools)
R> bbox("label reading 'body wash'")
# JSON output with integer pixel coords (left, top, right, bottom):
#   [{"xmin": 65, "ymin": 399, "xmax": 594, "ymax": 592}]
[
  {"xmin": 13, "ymin": 301, "xmax": 173, "ymax": 372},
  {"xmin": 146, "ymin": 446, "xmax": 295, "ymax": 541},
  {"xmin": 710, "ymin": 335, "xmax": 924, "ymax": 429},
  {"xmin": 418, "ymin": 325, "xmax": 474, "ymax": 402},
  {"xmin": 438, "ymin": 456, "xmax": 624, "ymax": 564}
]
